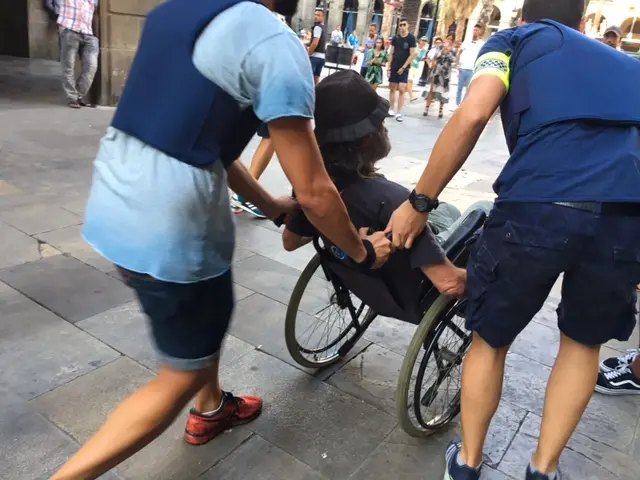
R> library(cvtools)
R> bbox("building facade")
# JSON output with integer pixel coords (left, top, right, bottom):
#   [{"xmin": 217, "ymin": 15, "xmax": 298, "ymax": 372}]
[{"xmin": 2, "ymin": 0, "xmax": 637, "ymax": 106}]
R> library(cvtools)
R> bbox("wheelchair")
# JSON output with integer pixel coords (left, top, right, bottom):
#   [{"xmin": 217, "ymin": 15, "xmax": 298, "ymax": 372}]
[{"xmin": 284, "ymin": 208, "xmax": 487, "ymax": 437}]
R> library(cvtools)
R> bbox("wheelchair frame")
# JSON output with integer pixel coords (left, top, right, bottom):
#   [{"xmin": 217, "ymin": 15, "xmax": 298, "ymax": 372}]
[{"xmin": 284, "ymin": 209, "xmax": 487, "ymax": 437}]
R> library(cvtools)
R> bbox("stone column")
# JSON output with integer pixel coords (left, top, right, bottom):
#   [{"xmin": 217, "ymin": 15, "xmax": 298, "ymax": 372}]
[
  {"xmin": 381, "ymin": 3, "xmax": 395, "ymax": 38},
  {"xmin": 328, "ymin": 0, "xmax": 345, "ymax": 33},
  {"xmin": 98, "ymin": 0, "xmax": 163, "ymax": 105},
  {"xmin": 463, "ymin": 3, "xmax": 482, "ymax": 41},
  {"xmin": 498, "ymin": 0, "xmax": 521, "ymax": 30},
  {"xmin": 356, "ymin": 2, "xmax": 371, "ymax": 37},
  {"xmin": 27, "ymin": 0, "xmax": 59, "ymax": 60},
  {"xmin": 294, "ymin": 0, "xmax": 317, "ymax": 30}
]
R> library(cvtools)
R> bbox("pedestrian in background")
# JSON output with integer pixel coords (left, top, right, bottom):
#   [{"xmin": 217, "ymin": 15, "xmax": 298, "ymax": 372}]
[
  {"xmin": 407, "ymin": 36, "xmax": 428, "ymax": 102},
  {"xmin": 360, "ymin": 23, "xmax": 379, "ymax": 77},
  {"xmin": 454, "ymin": 24, "xmax": 485, "ymax": 110},
  {"xmin": 56, "ymin": 0, "xmax": 100, "ymax": 109},
  {"xmin": 364, "ymin": 37, "xmax": 387, "ymax": 90},
  {"xmin": 347, "ymin": 30, "xmax": 359, "ymax": 50}
]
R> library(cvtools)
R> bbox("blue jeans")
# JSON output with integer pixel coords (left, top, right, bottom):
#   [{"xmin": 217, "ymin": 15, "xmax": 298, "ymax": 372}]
[
  {"xmin": 466, "ymin": 202, "xmax": 640, "ymax": 348},
  {"xmin": 59, "ymin": 26, "xmax": 99, "ymax": 102},
  {"xmin": 456, "ymin": 69, "xmax": 473, "ymax": 106}
]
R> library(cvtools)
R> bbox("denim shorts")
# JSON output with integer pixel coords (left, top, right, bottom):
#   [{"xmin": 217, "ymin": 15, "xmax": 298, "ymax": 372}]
[
  {"xmin": 310, "ymin": 56, "xmax": 325, "ymax": 77},
  {"xmin": 118, "ymin": 267, "xmax": 234, "ymax": 371},
  {"xmin": 466, "ymin": 202, "xmax": 640, "ymax": 348},
  {"xmin": 257, "ymin": 123, "xmax": 270, "ymax": 139}
]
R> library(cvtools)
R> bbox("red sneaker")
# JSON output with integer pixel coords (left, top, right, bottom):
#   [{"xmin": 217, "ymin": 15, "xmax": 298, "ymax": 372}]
[{"xmin": 184, "ymin": 392, "xmax": 263, "ymax": 445}]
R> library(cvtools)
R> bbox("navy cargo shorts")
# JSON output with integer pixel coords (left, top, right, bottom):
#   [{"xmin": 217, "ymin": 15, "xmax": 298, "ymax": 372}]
[
  {"xmin": 117, "ymin": 268, "xmax": 234, "ymax": 371},
  {"xmin": 465, "ymin": 202, "xmax": 640, "ymax": 348}
]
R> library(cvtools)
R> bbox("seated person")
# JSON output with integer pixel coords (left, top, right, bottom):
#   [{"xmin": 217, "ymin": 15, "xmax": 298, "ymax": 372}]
[{"xmin": 282, "ymin": 70, "xmax": 492, "ymax": 297}]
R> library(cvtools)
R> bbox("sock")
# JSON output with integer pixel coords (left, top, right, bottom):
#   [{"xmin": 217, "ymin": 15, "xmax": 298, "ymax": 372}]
[
  {"xmin": 456, "ymin": 452, "xmax": 481, "ymax": 471},
  {"xmin": 528, "ymin": 460, "xmax": 557, "ymax": 479},
  {"xmin": 201, "ymin": 396, "xmax": 225, "ymax": 417}
]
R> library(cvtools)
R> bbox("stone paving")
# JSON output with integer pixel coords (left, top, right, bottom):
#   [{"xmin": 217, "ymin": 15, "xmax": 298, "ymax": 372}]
[{"xmin": 1, "ymin": 57, "xmax": 640, "ymax": 480}]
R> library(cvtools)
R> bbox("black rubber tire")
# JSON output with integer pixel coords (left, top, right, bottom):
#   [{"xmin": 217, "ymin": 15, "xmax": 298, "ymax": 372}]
[
  {"xmin": 396, "ymin": 294, "xmax": 460, "ymax": 437},
  {"xmin": 285, "ymin": 254, "xmax": 370, "ymax": 368}
]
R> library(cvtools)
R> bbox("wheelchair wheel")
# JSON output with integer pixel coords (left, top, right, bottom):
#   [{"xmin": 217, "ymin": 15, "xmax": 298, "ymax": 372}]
[
  {"xmin": 285, "ymin": 253, "xmax": 375, "ymax": 369},
  {"xmin": 396, "ymin": 294, "xmax": 472, "ymax": 437}
]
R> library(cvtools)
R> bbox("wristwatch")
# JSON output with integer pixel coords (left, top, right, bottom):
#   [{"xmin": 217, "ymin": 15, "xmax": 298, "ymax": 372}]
[{"xmin": 409, "ymin": 190, "xmax": 439, "ymax": 213}]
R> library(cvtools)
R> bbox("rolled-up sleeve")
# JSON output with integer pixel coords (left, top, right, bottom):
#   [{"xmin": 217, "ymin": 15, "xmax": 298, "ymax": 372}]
[
  {"xmin": 409, "ymin": 230, "xmax": 446, "ymax": 268},
  {"xmin": 242, "ymin": 36, "xmax": 315, "ymax": 123},
  {"xmin": 192, "ymin": 3, "xmax": 314, "ymax": 122}
]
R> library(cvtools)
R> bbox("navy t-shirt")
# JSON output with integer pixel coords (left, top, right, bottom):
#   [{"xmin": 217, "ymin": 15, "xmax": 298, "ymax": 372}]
[
  {"xmin": 391, "ymin": 33, "xmax": 417, "ymax": 71},
  {"xmin": 474, "ymin": 26, "xmax": 640, "ymax": 203}
]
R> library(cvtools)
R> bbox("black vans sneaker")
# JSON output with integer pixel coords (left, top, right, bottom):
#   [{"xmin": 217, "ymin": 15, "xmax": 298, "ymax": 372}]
[
  {"xmin": 595, "ymin": 367, "xmax": 640, "ymax": 396},
  {"xmin": 599, "ymin": 349, "xmax": 638, "ymax": 373},
  {"xmin": 525, "ymin": 463, "xmax": 561, "ymax": 479}
]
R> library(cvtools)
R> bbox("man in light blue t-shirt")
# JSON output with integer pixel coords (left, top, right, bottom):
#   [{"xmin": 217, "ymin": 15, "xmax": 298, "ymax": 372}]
[{"xmin": 51, "ymin": 0, "xmax": 393, "ymax": 478}]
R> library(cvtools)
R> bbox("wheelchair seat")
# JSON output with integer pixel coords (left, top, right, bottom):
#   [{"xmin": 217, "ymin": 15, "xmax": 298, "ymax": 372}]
[{"xmin": 316, "ymin": 208, "xmax": 488, "ymax": 325}]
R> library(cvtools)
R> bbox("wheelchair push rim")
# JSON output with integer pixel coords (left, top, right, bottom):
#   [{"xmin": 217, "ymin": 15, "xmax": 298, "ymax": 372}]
[
  {"xmin": 396, "ymin": 294, "xmax": 471, "ymax": 437},
  {"xmin": 285, "ymin": 253, "xmax": 375, "ymax": 369}
]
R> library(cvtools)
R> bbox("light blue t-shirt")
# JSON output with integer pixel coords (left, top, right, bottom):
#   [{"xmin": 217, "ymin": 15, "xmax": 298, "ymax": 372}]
[{"xmin": 82, "ymin": 2, "xmax": 315, "ymax": 283}]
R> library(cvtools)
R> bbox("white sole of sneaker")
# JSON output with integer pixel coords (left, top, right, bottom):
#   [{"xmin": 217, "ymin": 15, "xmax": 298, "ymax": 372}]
[{"xmin": 595, "ymin": 384, "xmax": 640, "ymax": 395}]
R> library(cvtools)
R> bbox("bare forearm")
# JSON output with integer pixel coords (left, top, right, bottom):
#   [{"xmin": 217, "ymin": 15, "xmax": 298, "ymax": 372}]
[
  {"xmin": 415, "ymin": 113, "xmax": 487, "ymax": 199},
  {"xmin": 308, "ymin": 39, "xmax": 319, "ymax": 55},
  {"xmin": 227, "ymin": 160, "xmax": 276, "ymax": 218},
  {"xmin": 299, "ymin": 184, "xmax": 366, "ymax": 262},
  {"xmin": 282, "ymin": 229, "xmax": 312, "ymax": 251},
  {"xmin": 403, "ymin": 50, "xmax": 417, "ymax": 69}
]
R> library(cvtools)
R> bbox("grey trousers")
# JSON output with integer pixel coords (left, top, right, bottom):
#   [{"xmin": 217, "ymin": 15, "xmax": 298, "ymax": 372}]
[
  {"xmin": 59, "ymin": 26, "xmax": 99, "ymax": 102},
  {"xmin": 433, "ymin": 200, "xmax": 494, "ymax": 244}
]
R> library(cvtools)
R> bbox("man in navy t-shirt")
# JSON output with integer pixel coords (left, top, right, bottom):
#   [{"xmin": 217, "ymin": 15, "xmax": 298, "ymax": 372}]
[{"xmin": 386, "ymin": 1, "xmax": 640, "ymax": 479}]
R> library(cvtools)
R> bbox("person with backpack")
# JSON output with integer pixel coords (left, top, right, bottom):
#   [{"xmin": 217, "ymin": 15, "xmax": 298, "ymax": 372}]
[{"xmin": 49, "ymin": 0, "xmax": 391, "ymax": 478}]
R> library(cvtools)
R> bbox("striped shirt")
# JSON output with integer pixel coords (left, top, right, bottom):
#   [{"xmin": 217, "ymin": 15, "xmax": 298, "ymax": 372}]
[{"xmin": 57, "ymin": 0, "xmax": 98, "ymax": 35}]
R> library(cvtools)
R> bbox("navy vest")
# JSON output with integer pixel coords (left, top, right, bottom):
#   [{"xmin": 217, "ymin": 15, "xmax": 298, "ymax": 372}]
[
  {"xmin": 111, "ymin": 0, "xmax": 262, "ymax": 169},
  {"xmin": 314, "ymin": 22, "xmax": 327, "ymax": 54},
  {"xmin": 502, "ymin": 19, "xmax": 640, "ymax": 153}
]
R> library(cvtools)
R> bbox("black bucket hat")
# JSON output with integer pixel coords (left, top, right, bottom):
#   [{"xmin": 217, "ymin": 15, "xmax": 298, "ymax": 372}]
[{"xmin": 314, "ymin": 70, "xmax": 390, "ymax": 146}]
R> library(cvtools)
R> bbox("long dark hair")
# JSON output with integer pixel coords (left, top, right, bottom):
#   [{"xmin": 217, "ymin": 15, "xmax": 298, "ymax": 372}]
[{"xmin": 319, "ymin": 125, "xmax": 391, "ymax": 186}]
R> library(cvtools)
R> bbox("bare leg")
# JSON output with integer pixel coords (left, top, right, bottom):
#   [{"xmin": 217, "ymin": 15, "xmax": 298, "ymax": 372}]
[
  {"xmin": 248, "ymin": 138, "xmax": 275, "ymax": 181},
  {"xmin": 532, "ymin": 334, "xmax": 600, "ymax": 473},
  {"xmin": 407, "ymin": 79, "xmax": 416, "ymax": 100},
  {"xmin": 424, "ymin": 88, "xmax": 433, "ymax": 114},
  {"xmin": 632, "ymin": 352, "xmax": 640, "ymax": 377},
  {"xmin": 389, "ymin": 84, "xmax": 398, "ymax": 112},
  {"xmin": 50, "ymin": 365, "xmax": 216, "ymax": 480},
  {"xmin": 194, "ymin": 359, "xmax": 224, "ymax": 413},
  {"xmin": 397, "ymin": 83, "xmax": 407, "ymax": 114},
  {"xmin": 459, "ymin": 333, "xmax": 509, "ymax": 468}
]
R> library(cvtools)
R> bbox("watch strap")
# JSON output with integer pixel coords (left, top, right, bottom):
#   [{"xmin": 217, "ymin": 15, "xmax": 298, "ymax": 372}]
[{"xmin": 355, "ymin": 239, "xmax": 376, "ymax": 271}]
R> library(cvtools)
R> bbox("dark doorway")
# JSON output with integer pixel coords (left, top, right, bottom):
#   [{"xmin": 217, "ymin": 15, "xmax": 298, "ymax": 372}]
[{"xmin": 0, "ymin": 0, "xmax": 29, "ymax": 57}]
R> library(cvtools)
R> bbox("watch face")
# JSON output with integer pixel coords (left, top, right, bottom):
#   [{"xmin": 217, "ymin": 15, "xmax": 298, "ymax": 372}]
[{"xmin": 414, "ymin": 196, "xmax": 430, "ymax": 212}]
